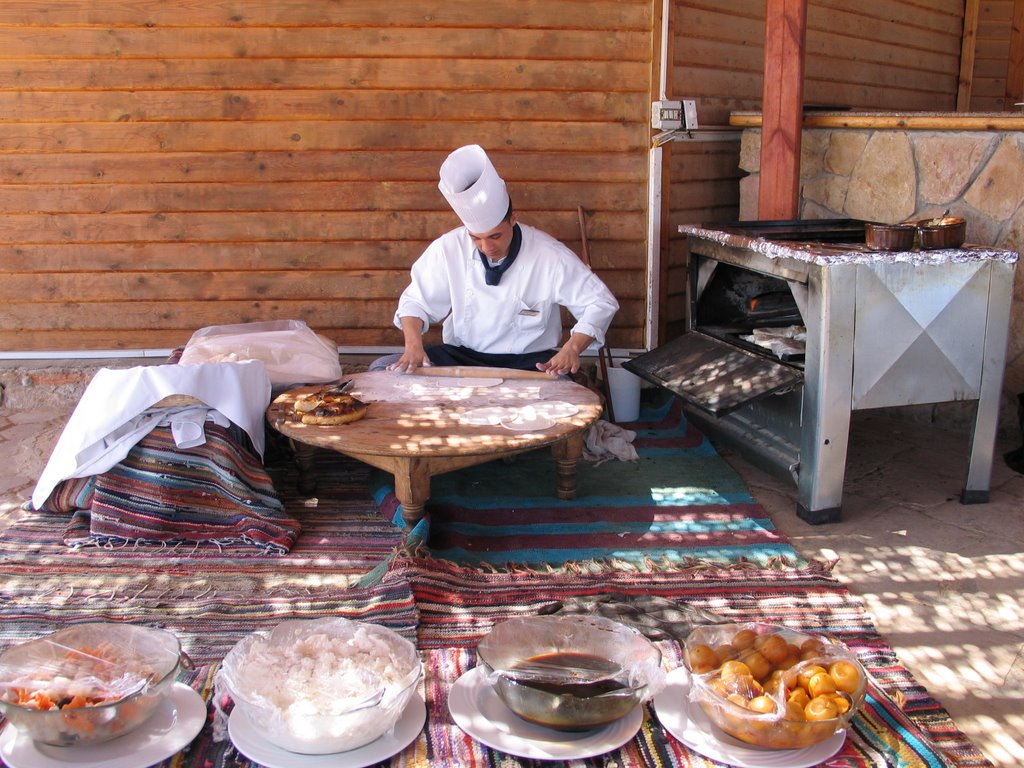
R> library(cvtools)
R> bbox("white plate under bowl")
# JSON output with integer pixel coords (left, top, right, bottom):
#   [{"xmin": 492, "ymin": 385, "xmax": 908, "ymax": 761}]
[
  {"xmin": 228, "ymin": 692, "xmax": 426, "ymax": 768},
  {"xmin": 652, "ymin": 666, "xmax": 846, "ymax": 768},
  {"xmin": 448, "ymin": 666, "xmax": 642, "ymax": 761},
  {"xmin": 0, "ymin": 681, "xmax": 207, "ymax": 768}
]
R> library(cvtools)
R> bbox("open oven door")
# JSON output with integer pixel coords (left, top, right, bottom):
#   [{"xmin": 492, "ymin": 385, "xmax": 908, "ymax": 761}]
[{"xmin": 622, "ymin": 331, "xmax": 803, "ymax": 417}]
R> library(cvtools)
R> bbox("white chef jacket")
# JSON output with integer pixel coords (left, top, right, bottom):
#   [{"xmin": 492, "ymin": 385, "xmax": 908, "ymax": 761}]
[{"xmin": 394, "ymin": 223, "xmax": 619, "ymax": 355}]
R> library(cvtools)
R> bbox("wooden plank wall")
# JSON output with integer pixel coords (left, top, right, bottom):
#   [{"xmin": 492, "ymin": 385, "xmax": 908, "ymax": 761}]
[
  {"xmin": 804, "ymin": 0, "xmax": 966, "ymax": 111},
  {"xmin": 670, "ymin": 0, "xmax": 965, "ymax": 129},
  {"xmin": 0, "ymin": 1, "xmax": 653, "ymax": 353},
  {"xmin": 661, "ymin": 0, "xmax": 967, "ymax": 342},
  {"xmin": 970, "ymin": 0, "xmax": 1018, "ymax": 109}
]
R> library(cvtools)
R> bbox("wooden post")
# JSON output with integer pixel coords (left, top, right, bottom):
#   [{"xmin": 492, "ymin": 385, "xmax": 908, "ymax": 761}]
[
  {"xmin": 958, "ymin": 0, "xmax": 981, "ymax": 111},
  {"xmin": 1005, "ymin": 0, "xmax": 1024, "ymax": 108},
  {"xmin": 758, "ymin": 0, "xmax": 807, "ymax": 221}
]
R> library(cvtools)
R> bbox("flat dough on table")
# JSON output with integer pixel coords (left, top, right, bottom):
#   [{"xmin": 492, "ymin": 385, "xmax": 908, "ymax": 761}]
[
  {"xmin": 529, "ymin": 401, "xmax": 578, "ymax": 419},
  {"xmin": 459, "ymin": 406, "xmax": 520, "ymax": 426},
  {"xmin": 455, "ymin": 377, "xmax": 503, "ymax": 387},
  {"xmin": 500, "ymin": 412, "xmax": 556, "ymax": 431}
]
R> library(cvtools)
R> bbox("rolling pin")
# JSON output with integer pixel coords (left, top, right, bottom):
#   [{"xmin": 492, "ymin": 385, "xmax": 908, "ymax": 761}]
[{"xmin": 410, "ymin": 366, "xmax": 556, "ymax": 380}]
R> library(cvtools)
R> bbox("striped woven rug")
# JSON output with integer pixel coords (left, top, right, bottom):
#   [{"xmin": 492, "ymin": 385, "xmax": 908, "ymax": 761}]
[
  {"xmin": 396, "ymin": 554, "xmax": 991, "ymax": 768},
  {"xmin": 0, "ymin": 449, "xmax": 417, "ymax": 768},
  {"xmin": 0, "ymin": 443, "xmax": 992, "ymax": 766},
  {"xmin": 373, "ymin": 395, "xmax": 808, "ymax": 571},
  {"xmin": 0, "ymin": 449, "xmax": 406, "ymax": 620}
]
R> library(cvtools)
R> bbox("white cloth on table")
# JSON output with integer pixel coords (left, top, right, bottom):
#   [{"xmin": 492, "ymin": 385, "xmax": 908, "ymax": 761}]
[{"xmin": 31, "ymin": 361, "xmax": 271, "ymax": 510}]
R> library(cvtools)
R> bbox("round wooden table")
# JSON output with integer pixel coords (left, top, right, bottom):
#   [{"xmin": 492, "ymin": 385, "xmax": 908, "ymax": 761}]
[{"xmin": 267, "ymin": 370, "xmax": 603, "ymax": 530}]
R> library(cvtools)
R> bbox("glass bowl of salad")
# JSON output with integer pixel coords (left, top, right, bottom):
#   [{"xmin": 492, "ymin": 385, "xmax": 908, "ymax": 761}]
[{"xmin": 0, "ymin": 623, "xmax": 185, "ymax": 746}]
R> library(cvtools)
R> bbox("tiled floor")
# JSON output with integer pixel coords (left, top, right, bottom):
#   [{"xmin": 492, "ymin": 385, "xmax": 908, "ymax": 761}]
[{"xmin": 1, "ymin": 402, "xmax": 1022, "ymax": 765}]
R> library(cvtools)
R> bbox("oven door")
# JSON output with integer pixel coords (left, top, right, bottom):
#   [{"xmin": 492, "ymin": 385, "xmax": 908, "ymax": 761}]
[{"xmin": 623, "ymin": 331, "xmax": 803, "ymax": 417}]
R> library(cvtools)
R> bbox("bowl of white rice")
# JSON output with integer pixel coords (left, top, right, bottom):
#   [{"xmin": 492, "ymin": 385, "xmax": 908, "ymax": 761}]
[{"xmin": 218, "ymin": 617, "xmax": 421, "ymax": 754}]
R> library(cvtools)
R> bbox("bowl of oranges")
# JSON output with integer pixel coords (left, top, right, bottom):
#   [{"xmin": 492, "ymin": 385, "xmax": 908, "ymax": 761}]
[{"xmin": 683, "ymin": 622, "xmax": 866, "ymax": 750}]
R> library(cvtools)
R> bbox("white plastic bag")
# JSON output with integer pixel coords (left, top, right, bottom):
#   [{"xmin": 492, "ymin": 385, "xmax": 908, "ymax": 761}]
[{"xmin": 179, "ymin": 320, "xmax": 342, "ymax": 387}]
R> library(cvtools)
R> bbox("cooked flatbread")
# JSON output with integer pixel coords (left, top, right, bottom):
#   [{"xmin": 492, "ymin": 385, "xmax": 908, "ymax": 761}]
[
  {"xmin": 293, "ymin": 386, "xmax": 367, "ymax": 425},
  {"xmin": 299, "ymin": 399, "xmax": 368, "ymax": 426}
]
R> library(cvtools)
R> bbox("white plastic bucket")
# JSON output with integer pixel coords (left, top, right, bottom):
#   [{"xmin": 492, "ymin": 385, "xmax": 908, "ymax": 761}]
[{"xmin": 605, "ymin": 367, "xmax": 641, "ymax": 422}]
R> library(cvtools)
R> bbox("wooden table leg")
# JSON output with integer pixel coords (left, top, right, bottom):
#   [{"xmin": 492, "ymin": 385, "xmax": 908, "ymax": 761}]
[
  {"xmin": 290, "ymin": 439, "xmax": 318, "ymax": 496},
  {"xmin": 393, "ymin": 457, "xmax": 432, "ymax": 531},
  {"xmin": 551, "ymin": 432, "xmax": 585, "ymax": 501}
]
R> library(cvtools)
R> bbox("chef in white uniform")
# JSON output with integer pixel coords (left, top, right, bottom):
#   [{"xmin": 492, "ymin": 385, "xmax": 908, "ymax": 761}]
[{"xmin": 377, "ymin": 144, "xmax": 619, "ymax": 376}]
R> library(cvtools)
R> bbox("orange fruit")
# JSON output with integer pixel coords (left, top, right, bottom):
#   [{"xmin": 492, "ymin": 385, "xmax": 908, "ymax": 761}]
[
  {"xmin": 807, "ymin": 671, "xmax": 838, "ymax": 699},
  {"xmin": 796, "ymin": 664, "xmax": 828, "ymax": 691},
  {"xmin": 720, "ymin": 659, "xmax": 752, "ymax": 679},
  {"xmin": 721, "ymin": 673, "xmax": 762, "ymax": 699},
  {"xmin": 739, "ymin": 650, "xmax": 772, "ymax": 681},
  {"xmin": 828, "ymin": 660, "xmax": 862, "ymax": 695},
  {"xmin": 788, "ymin": 686, "xmax": 811, "ymax": 709},
  {"xmin": 714, "ymin": 643, "xmax": 738, "ymax": 664},
  {"xmin": 747, "ymin": 695, "xmax": 777, "ymax": 714},
  {"xmin": 755, "ymin": 633, "xmax": 789, "ymax": 665},
  {"xmin": 687, "ymin": 643, "xmax": 719, "ymax": 672},
  {"xmin": 804, "ymin": 695, "xmax": 839, "ymax": 721},
  {"xmin": 800, "ymin": 637, "xmax": 825, "ymax": 656},
  {"xmin": 829, "ymin": 693, "xmax": 851, "ymax": 715},
  {"xmin": 732, "ymin": 628, "xmax": 757, "ymax": 650}
]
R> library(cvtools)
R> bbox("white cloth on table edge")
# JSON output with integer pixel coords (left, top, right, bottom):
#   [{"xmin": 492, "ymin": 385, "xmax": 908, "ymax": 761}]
[{"xmin": 31, "ymin": 360, "xmax": 272, "ymax": 510}]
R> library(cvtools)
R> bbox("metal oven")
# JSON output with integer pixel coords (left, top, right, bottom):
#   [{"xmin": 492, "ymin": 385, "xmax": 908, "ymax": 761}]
[{"xmin": 625, "ymin": 220, "xmax": 1018, "ymax": 523}]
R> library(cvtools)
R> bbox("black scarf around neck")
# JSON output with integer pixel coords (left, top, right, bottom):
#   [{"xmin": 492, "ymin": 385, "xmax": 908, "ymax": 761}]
[{"xmin": 478, "ymin": 224, "xmax": 522, "ymax": 286}]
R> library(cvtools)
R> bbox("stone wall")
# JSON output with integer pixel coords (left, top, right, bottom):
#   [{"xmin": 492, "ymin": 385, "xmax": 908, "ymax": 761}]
[{"xmin": 738, "ymin": 124, "xmax": 1024, "ymax": 440}]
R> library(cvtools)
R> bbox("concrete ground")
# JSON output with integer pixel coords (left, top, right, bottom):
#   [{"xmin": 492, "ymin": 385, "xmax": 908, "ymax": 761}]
[
  {"xmin": 0, "ymin": 371, "xmax": 1022, "ymax": 766},
  {"xmin": 718, "ymin": 411, "xmax": 1024, "ymax": 767}
]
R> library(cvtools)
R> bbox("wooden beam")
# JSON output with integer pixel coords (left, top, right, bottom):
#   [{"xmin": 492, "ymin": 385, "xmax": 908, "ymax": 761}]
[
  {"xmin": 757, "ymin": 0, "xmax": 807, "ymax": 220},
  {"xmin": 731, "ymin": 113, "xmax": 1024, "ymax": 131},
  {"xmin": 1006, "ymin": 0, "xmax": 1024, "ymax": 108},
  {"xmin": 958, "ymin": 0, "xmax": 980, "ymax": 111}
]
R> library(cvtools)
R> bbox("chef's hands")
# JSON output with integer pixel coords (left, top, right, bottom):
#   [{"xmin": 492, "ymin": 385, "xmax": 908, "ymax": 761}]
[
  {"xmin": 387, "ymin": 316, "xmax": 431, "ymax": 373},
  {"xmin": 536, "ymin": 348, "xmax": 580, "ymax": 376},
  {"xmin": 536, "ymin": 333, "xmax": 595, "ymax": 376},
  {"xmin": 386, "ymin": 350, "xmax": 431, "ymax": 374}
]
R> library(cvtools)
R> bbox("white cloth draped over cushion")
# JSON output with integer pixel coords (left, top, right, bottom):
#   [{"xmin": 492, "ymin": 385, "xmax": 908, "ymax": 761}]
[{"xmin": 31, "ymin": 361, "xmax": 271, "ymax": 510}]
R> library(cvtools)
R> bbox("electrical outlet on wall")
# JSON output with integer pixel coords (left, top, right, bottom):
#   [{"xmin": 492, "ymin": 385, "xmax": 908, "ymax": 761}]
[{"xmin": 651, "ymin": 100, "xmax": 682, "ymax": 130}]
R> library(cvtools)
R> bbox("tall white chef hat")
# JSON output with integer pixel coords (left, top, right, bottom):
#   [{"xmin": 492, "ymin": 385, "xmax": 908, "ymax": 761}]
[{"xmin": 438, "ymin": 144, "xmax": 510, "ymax": 233}]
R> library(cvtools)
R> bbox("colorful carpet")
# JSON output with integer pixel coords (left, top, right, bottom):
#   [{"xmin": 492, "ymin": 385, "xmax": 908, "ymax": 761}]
[
  {"xmin": 398, "ymin": 554, "xmax": 991, "ymax": 767},
  {"xmin": 0, "ymin": 402, "xmax": 992, "ymax": 767},
  {"xmin": 46, "ymin": 423, "xmax": 302, "ymax": 553},
  {"xmin": 373, "ymin": 395, "xmax": 808, "ymax": 571},
  {"xmin": 0, "ymin": 449, "xmax": 406, "ymax": 606},
  {"xmin": 0, "ymin": 448, "xmax": 416, "ymax": 768}
]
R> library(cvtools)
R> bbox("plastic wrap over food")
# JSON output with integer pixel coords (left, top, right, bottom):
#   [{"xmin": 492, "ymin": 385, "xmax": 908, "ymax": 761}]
[
  {"xmin": 179, "ymin": 319, "xmax": 342, "ymax": 388},
  {"xmin": 0, "ymin": 623, "xmax": 183, "ymax": 746},
  {"xmin": 0, "ymin": 624, "xmax": 180, "ymax": 710},
  {"xmin": 683, "ymin": 622, "xmax": 866, "ymax": 749},
  {"xmin": 216, "ymin": 617, "xmax": 421, "ymax": 754},
  {"xmin": 477, "ymin": 615, "xmax": 666, "ymax": 700}
]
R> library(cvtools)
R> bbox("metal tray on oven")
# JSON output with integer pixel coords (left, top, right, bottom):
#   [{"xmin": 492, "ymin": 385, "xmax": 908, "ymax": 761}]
[{"xmin": 623, "ymin": 331, "xmax": 803, "ymax": 417}]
